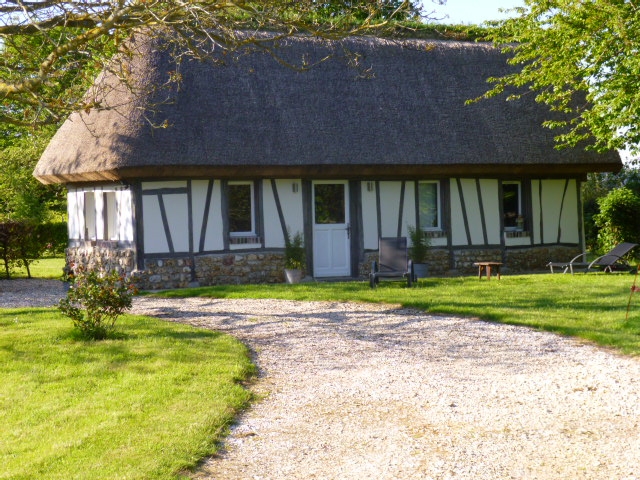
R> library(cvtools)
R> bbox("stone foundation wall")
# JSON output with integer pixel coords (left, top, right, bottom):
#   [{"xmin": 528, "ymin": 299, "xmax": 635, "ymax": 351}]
[
  {"xmin": 360, "ymin": 245, "xmax": 582, "ymax": 277},
  {"xmin": 139, "ymin": 252, "xmax": 286, "ymax": 290},
  {"xmin": 66, "ymin": 244, "xmax": 136, "ymax": 276},
  {"xmin": 68, "ymin": 243, "xmax": 583, "ymax": 289}
]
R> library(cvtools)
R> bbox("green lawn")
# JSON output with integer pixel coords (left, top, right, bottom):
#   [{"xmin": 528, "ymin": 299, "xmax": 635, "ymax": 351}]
[
  {"xmin": 4, "ymin": 269, "xmax": 640, "ymax": 479},
  {"xmin": 150, "ymin": 272, "xmax": 640, "ymax": 355},
  {"xmin": 9, "ymin": 256, "xmax": 66, "ymax": 279},
  {"xmin": 0, "ymin": 309, "xmax": 255, "ymax": 480}
]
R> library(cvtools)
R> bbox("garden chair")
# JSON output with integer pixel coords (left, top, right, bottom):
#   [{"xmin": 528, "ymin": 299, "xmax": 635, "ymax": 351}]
[
  {"xmin": 369, "ymin": 237, "xmax": 413, "ymax": 288},
  {"xmin": 547, "ymin": 242, "xmax": 637, "ymax": 274}
]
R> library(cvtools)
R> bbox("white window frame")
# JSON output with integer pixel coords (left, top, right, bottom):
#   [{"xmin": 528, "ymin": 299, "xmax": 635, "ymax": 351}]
[
  {"xmin": 418, "ymin": 181, "xmax": 442, "ymax": 231},
  {"xmin": 502, "ymin": 181, "xmax": 522, "ymax": 231},
  {"xmin": 228, "ymin": 181, "xmax": 256, "ymax": 237}
]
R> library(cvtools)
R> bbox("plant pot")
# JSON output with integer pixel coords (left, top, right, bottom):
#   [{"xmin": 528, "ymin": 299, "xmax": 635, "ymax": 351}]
[
  {"xmin": 412, "ymin": 263, "xmax": 428, "ymax": 280},
  {"xmin": 284, "ymin": 268, "xmax": 304, "ymax": 284}
]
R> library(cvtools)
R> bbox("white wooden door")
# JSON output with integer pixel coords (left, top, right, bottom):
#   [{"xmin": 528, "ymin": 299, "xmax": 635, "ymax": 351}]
[{"xmin": 313, "ymin": 181, "xmax": 351, "ymax": 277}]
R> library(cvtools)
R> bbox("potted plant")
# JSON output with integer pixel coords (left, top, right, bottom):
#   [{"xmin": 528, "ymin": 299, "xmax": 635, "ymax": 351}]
[
  {"xmin": 408, "ymin": 225, "xmax": 431, "ymax": 280},
  {"xmin": 284, "ymin": 230, "xmax": 306, "ymax": 284}
]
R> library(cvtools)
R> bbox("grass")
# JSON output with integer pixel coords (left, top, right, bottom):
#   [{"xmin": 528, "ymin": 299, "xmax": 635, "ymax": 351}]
[
  {"xmin": 8, "ymin": 256, "xmax": 66, "ymax": 279},
  {"xmin": 148, "ymin": 272, "xmax": 640, "ymax": 356},
  {"xmin": 0, "ymin": 308, "xmax": 256, "ymax": 480}
]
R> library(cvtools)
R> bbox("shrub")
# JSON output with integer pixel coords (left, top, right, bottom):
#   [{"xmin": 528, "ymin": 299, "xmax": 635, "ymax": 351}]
[
  {"xmin": 593, "ymin": 187, "xmax": 640, "ymax": 255},
  {"xmin": 284, "ymin": 230, "xmax": 306, "ymax": 270},
  {"xmin": 35, "ymin": 222, "xmax": 68, "ymax": 256},
  {"xmin": 58, "ymin": 267, "xmax": 136, "ymax": 340}
]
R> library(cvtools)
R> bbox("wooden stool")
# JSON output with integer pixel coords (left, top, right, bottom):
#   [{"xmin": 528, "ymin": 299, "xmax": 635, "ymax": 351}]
[{"xmin": 474, "ymin": 262, "xmax": 503, "ymax": 280}]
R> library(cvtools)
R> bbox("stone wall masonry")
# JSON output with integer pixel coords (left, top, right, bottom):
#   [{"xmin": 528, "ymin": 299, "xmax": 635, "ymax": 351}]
[
  {"xmin": 66, "ymin": 244, "xmax": 136, "ymax": 277},
  {"xmin": 136, "ymin": 251, "xmax": 286, "ymax": 290},
  {"xmin": 68, "ymin": 243, "xmax": 583, "ymax": 289}
]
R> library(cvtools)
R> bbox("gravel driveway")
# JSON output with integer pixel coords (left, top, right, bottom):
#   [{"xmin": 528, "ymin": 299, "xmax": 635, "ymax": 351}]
[
  {"xmin": 132, "ymin": 297, "xmax": 640, "ymax": 480},
  {"xmin": 3, "ymin": 280, "xmax": 639, "ymax": 479}
]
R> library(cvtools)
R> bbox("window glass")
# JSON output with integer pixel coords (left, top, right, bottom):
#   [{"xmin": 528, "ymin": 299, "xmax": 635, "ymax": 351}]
[
  {"xmin": 503, "ymin": 182, "xmax": 521, "ymax": 229},
  {"xmin": 228, "ymin": 183, "xmax": 254, "ymax": 234},
  {"xmin": 314, "ymin": 184, "xmax": 345, "ymax": 224},
  {"xmin": 418, "ymin": 182, "xmax": 439, "ymax": 230}
]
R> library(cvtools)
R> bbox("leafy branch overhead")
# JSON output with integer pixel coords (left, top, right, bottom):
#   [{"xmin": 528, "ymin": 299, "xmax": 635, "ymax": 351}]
[
  {"xmin": 480, "ymin": 0, "xmax": 640, "ymax": 154},
  {"xmin": 0, "ymin": 0, "xmax": 425, "ymax": 127}
]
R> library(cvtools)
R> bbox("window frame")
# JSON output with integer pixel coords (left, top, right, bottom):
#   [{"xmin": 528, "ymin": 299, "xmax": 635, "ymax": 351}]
[
  {"xmin": 227, "ymin": 181, "xmax": 257, "ymax": 237},
  {"xmin": 502, "ymin": 181, "xmax": 523, "ymax": 231},
  {"xmin": 417, "ymin": 180, "xmax": 442, "ymax": 232}
]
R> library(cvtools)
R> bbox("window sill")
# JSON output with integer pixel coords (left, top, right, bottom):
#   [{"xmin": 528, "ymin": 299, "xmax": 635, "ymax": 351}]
[
  {"xmin": 423, "ymin": 230, "xmax": 447, "ymax": 239},
  {"xmin": 229, "ymin": 235, "xmax": 262, "ymax": 245},
  {"xmin": 504, "ymin": 230, "xmax": 530, "ymax": 238}
]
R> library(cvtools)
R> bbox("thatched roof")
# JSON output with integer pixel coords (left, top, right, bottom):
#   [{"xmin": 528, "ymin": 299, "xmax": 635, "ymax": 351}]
[{"xmin": 34, "ymin": 35, "xmax": 621, "ymax": 184}]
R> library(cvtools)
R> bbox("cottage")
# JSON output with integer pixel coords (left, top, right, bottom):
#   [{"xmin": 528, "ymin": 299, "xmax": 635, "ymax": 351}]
[{"xmin": 34, "ymin": 35, "xmax": 621, "ymax": 289}]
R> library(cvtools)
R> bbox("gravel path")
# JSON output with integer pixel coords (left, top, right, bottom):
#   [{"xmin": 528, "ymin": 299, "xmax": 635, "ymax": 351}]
[
  {"xmin": 3, "ymin": 281, "xmax": 639, "ymax": 479},
  {"xmin": 132, "ymin": 297, "xmax": 640, "ymax": 480}
]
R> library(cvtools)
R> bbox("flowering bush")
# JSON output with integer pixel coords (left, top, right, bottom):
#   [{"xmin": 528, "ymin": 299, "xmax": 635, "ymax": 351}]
[{"xmin": 58, "ymin": 267, "xmax": 137, "ymax": 340}]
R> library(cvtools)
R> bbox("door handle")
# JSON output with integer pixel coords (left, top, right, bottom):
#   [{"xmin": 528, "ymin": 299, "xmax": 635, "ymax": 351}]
[{"xmin": 346, "ymin": 223, "xmax": 351, "ymax": 239}]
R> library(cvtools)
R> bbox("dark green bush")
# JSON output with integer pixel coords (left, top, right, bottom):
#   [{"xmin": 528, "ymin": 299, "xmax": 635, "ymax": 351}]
[
  {"xmin": 593, "ymin": 187, "xmax": 640, "ymax": 255},
  {"xmin": 58, "ymin": 267, "xmax": 137, "ymax": 340}
]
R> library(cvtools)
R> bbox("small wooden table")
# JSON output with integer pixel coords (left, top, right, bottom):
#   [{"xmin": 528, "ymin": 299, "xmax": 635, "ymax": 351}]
[{"xmin": 474, "ymin": 262, "xmax": 503, "ymax": 280}]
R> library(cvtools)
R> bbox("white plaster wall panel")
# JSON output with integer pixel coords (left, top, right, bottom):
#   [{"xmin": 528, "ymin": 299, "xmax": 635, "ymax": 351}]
[
  {"xmin": 449, "ymin": 179, "xmax": 468, "ymax": 246},
  {"xmin": 559, "ymin": 179, "xmax": 580, "ymax": 244},
  {"xmin": 262, "ymin": 180, "xmax": 303, "ymax": 249},
  {"xmin": 67, "ymin": 190, "xmax": 83, "ymax": 240},
  {"xmin": 361, "ymin": 182, "xmax": 378, "ymax": 250},
  {"xmin": 262, "ymin": 180, "xmax": 280, "ymax": 248},
  {"xmin": 541, "ymin": 180, "xmax": 565, "ymax": 244},
  {"xmin": 480, "ymin": 179, "xmax": 501, "ymax": 245},
  {"xmin": 459, "ymin": 179, "xmax": 484, "ymax": 245},
  {"xmin": 104, "ymin": 193, "xmax": 117, "ymax": 240},
  {"xmin": 203, "ymin": 181, "xmax": 224, "ymax": 251},
  {"xmin": 379, "ymin": 182, "xmax": 402, "ymax": 237},
  {"xmin": 191, "ymin": 180, "xmax": 209, "ymax": 252},
  {"xmin": 531, "ymin": 180, "xmax": 542, "ymax": 244},
  {"xmin": 94, "ymin": 191, "xmax": 105, "ymax": 240},
  {"xmin": 402, "ymin": 182, "xmax": 416, "ymax": 237},
  {"xmin": 275, "ymin": 179, "xmax": 304, "ymax": 247},
  {"xmin": 164, "ymin": 194, "xmax": 190, "ymax": 252},
  {"xmin": 142, "ymin": 196, "xmax": 169, "ymax": 253},
  {"xmin": 117, "ymin": 190, "xmax": 134, "ymax": 242},
  {"xmin": 84, "ymin": 191, "xmax": 97, "ymax": 240}
]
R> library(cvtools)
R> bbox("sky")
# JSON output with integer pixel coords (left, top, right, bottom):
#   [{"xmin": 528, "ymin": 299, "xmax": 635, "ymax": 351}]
[{"xmin": 423, "ymin": 0, "xmax": 525, "ymax": 25}]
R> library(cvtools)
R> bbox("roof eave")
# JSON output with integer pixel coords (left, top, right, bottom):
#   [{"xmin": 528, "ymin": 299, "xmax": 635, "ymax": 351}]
[{"xmin": 35, "ymin": 162, "xmax": 623, "ymax": 185}]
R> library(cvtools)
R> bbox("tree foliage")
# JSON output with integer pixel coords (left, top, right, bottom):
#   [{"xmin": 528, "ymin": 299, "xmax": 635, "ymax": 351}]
[
  {"xmin": 1, "ymin": 0, "xmax": 427, "ymax": 128},
  {"xmin": 0, "ymin": 129, "xmax": 66, "ymax": 222},
  {"xmin": 481, "ymin": 1, "xmax": 640, "ymax": 154},
  {"xmin": 582, "ymin": 166, "xmax": 640, "ymax": 252},
  {"xmin": 593, "ymin": 187, "xmax": 640, "ymax": 255}
]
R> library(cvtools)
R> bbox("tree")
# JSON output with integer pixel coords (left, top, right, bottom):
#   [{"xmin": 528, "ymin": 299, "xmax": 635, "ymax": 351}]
[
  {"xmin": 480, "ymin": 1, "xmax": 640, "ymax": 154},
  {"xmin": 0, "ymin": 130, "xmax": 65, "ymax": 222},
  {"xmin": 1, "ymin": 0, "xmax": 428, "ymax": 129},
  {"xmin": 593, "ymin": 187, "xmax": 640, "ymax": 255},
  {"xmin": 583, "ymin": 166, "xmax": 640, "ymax": 252}
]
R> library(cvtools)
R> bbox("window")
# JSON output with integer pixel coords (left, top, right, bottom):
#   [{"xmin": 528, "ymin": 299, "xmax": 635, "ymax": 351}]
[
  {"xmin": 418, "ymin": 181, "xmax": 441, "ymax": 230},
  {"xmin": 228, "ymin": 182, "xmax": 255, "ymax": 236},
  {"xmin": 502, "ymin": 181, "xmax": 522, "ymax": 230},
  {"xmin": 84, "ymin": 192, "xmax": 96, "ymax": 240}
]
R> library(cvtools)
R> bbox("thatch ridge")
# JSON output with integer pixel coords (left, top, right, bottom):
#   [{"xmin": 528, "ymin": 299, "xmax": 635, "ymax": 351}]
[{"xmin": 34, "ymin": 34, "xmax": 621, "ymax": 184}]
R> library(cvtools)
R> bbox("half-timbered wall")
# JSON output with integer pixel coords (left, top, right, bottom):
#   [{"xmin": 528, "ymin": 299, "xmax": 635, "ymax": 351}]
[
  {"xmin": 67, "ymin": 186, "xmax": 134, "ymax": 245},
  {"xmin": 65, "ymin": 176, "xmax": 584, "ymax": 288}
]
